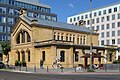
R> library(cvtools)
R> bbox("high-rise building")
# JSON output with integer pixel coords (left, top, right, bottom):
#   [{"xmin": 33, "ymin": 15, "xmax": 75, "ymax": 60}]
[
  {"xmin": 0, "ymin": 0, "xmax": 57, "ymax": 61},
  {"xmin": 67, "ymin": 2, "xmax": 120, "ymax": 52},
  {"xmin": 0, "ymin": 0, "xmax": 57, "ymax": 41}
]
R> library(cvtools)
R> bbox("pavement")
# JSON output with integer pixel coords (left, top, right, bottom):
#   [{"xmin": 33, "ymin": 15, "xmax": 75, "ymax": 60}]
[
  {"xmin": 1, "ymin": 70, "xmax": 120, "ymax": 80},
  {"xmin": 1, "ymin": 67, "xmax": 120, "ymax": 75}
]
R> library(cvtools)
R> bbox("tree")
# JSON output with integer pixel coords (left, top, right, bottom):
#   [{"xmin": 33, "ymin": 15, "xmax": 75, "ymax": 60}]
[
  {"xmin": 0, "ymin": 41, "xmax": 11, "ymax": 63},
  {"xmin": 0, "ymin": 41, "xmax": 11, "ymax": 56}
]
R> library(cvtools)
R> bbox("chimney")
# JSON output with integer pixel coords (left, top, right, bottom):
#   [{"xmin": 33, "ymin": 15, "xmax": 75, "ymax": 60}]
[
  {"xmin": 19, "ymin": 8, "xmax": 27, "ymax": 16},
  {"xmin": 31, "ymin": 19, "xmax": 38, "ymax": 24}
]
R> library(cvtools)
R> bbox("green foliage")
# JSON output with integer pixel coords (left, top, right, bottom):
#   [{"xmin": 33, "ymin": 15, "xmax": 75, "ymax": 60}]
[
  {"xmin": 22, "ymin": 60, "xmax": 26, "ymax": 67},
  {"xmin": 0, "ymin": 41, "xmax": 11, "ymax": 56},
  {"xmin": 113, "ymin": 60, "xmax": 120, "ymax": 64},
  {"xmin": 87, "ymin": 69, "xmax": 95, "ymax": 72},
  {"xmin": 15, "ymin": 60, "xmax": 20, "ymax": 66},
  {"xmin": 40, "ymin": 60, "xmax": 43, "ymax": 64}
]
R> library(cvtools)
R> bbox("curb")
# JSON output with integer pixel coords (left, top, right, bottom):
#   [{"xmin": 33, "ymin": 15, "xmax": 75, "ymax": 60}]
[{"xmin": 1, "ymin": 69, "xmax": 120, "ymax": 75}]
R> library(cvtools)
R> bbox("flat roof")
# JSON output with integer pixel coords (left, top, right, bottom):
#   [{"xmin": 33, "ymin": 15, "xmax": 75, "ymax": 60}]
[
  {"xmin": 15, "ymin": 0, "xmax": 51, "ymax": 8},
  {"xmin": 68, "ymin": 2, "xmax": 120, "ymax": 17}
]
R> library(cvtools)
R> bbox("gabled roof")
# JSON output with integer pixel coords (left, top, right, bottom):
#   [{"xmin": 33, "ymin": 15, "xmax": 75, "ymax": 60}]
[{"xmin": 19, "ymin": 15, "xmax": 97, "ymax": 34}]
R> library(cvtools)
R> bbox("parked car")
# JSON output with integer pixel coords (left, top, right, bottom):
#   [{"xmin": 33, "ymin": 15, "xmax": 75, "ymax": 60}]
[{"xmin": 0, "ymin": 62, "xmax": 6, "ymax": 69}]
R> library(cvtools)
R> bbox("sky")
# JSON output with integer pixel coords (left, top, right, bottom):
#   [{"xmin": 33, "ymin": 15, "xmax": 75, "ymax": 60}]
[{"xmin": 40, "ymin": 0, "xmax": 120, "ymax": 22}]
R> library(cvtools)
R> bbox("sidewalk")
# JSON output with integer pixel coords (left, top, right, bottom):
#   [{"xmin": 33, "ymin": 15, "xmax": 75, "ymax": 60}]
[{"xmin": 1, "ymin": 67, "xmax": 120, "ymax": 75}]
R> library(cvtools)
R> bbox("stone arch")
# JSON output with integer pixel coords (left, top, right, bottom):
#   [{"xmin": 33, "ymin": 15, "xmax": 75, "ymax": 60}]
[{"xmin": 16, "ymin": 29, "xmax": 31, "ymax": 44}]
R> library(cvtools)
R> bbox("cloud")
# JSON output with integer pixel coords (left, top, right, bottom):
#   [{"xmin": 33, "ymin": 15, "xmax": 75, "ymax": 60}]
[{"xmin": 68, "ymin": 3, "xmax": 74, "ymax": 8}]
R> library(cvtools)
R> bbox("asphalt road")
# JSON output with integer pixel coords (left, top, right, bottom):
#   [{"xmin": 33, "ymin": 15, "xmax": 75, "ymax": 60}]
[{"xmin": 0, "ymin": 71, "xmax": 120, "ymax": 80}]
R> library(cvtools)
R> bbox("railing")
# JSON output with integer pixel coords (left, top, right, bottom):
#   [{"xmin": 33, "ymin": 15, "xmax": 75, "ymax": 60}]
[{"xmin": 3, "ymin": 64, "xmax": 120, "ymax": 73}]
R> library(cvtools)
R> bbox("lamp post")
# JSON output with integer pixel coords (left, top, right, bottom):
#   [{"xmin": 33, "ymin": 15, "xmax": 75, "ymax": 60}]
[{"xmin": 90, "ymin": 0, "xmax": 93, "ymax": 70}]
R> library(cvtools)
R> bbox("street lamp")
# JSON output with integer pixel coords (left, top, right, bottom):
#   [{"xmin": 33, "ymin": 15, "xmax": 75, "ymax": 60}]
[{"xmin": 90, "ymin": 0, "xmax": 93, "ymax": 70}]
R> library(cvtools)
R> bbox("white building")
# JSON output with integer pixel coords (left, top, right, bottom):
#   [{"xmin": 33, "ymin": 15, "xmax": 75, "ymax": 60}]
[
  {"xmin": 67, "ymin": 2, "xmax": 120, "ymax": 58},
  {"xmin": 67, "ymin": 2, "xmax": 120, "ymax": 59}
]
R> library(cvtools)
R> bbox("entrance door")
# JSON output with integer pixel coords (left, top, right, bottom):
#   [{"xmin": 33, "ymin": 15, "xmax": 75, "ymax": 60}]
[{"xmin": 85, "ymin": 58, "xmax": 87, "ymax": 68}]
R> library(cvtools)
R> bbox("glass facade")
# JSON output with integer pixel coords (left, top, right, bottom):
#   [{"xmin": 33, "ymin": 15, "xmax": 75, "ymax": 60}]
[
  {"xmin": 8, "ymin": 8, "xmax": 14, "ymax": 15},
  {"xmin": 0, "ymin": 25, "xmax": 6, "ymax": 32},
  {"xmin": 0, "ymin": 16, "xmax": 6, "ymax": 23},
  {"xmin": 0, "ymin": 6, "xmax": 6, "ymax": 14},
  {"xmin": 67, "ymin": 3, "xmax": 120, "ymax": 47},
  {"xmin": 8, "ymin": 17, "xmax": 14, "ymax": 25},
  {"xmin": 0, "ymin": 0, "xmax": 57, "ymax": 41}
]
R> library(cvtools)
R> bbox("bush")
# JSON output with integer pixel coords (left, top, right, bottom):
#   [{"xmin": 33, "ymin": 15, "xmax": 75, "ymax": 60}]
[
  {"xmin": 22, "ymin": 60, "xmax": 26, "ymax": 67},
  {"xmin": 15, "ymin": 60, "xmax": 20, "ymax": 66},
  {"xmin": 87, "ymin": 69, "xmax": 95, "ymax": 72},
  {"xmin": 113, "ymin": 60, "xmax": 120, "ymax": 64}
]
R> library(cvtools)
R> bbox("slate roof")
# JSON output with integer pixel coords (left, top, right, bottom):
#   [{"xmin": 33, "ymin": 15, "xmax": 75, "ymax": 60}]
[{"xmin": 20, "ymin": 15, "xmax": 97, "ymax": 34}]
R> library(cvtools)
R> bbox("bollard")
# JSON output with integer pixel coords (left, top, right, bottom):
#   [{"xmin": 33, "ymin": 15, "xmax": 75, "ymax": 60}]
[
  {"xmin": 74, "ymin": 66, "xmax": 76, "ymax": 72},
  {"xmin": 14, "ymin": 66, "xmax": 15, "ymax": 70},
  {"xmin": 119, "ymin": 65, "xmax": 120, "ymax": 72},
  {"xmin": 34, "ymin": 66, "xmax": 36, "ymax": 72},
  {"xmin": 47, "ymin": 66, "xmax": 49, "ymax": 72},
  {"xmin": 61, "ymin": 68, "xmax": 63, "ymax": 72},
  {"xmin": 19, "ymin": 66, "xmax": 21, "ymax": 71},
  {"xmin": 26, "ymin": 66, "xmax": 27, "ymax": 72},
  {"xmin": 105, "ymin": 64, "xmax": 107, "ymax": 72}
]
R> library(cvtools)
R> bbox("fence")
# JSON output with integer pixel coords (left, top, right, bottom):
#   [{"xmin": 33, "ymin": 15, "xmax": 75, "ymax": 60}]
[
  {"xmin": 103, "ymin": 64, "xmax": 120, "ymax": 72},
  {"xmin": 4, "ymin": 64, "xmax": 120, "ymax": 73}
]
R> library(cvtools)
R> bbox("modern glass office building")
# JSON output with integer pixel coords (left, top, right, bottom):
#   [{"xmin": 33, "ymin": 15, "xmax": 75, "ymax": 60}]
[
  {"xmin": 0, "ymin": 0, "xmax": 57, "ymax": 60},
  {"xmin": 67, "ymin": 2, "xmax": 120, "ymax": 59},
  {"xmin": 67, "ymin": 2, "xmax": 120, "ymax": 46},
  {"xmin": 0, "ymin": 0, "xmax": 57, "ymax": 41}
]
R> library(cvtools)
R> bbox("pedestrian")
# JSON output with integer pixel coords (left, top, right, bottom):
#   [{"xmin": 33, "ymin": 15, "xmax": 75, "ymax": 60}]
[{"xmin": 40, "ymin": 60, "xmax": 44, "ymax": 69}]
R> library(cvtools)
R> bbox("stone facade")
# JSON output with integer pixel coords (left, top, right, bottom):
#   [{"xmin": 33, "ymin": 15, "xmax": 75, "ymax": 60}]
[{"xmin": 5, "ymin": 12, "xmax": 118, "ymax": 69}]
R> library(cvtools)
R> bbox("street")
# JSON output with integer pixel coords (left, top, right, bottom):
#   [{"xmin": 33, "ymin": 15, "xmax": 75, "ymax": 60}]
[{"xmin": 0, "ymin": 71, "xmax": 120, "ymax": 80}]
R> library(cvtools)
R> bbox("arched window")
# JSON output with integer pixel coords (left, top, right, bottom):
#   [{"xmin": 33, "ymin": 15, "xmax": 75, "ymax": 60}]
[
  {"xmin": 109, "ymin": 53, "xmax": 112, "ymax": 62},
  {"xmin": 42, "ymin": 51, "xmax": 45, "ymax": 61},
  {"xmin": 18, "ymin": 52, "xmax": 20, "ymax": 61},
  {"xmin": 16, "ymin": 34, "xmax": 20, "ymax": 44},
  {"xmin": 16, "ymin": 30, "xmax": 31, "ymax": 44},
  {"xmin": 57, "ymin": 35, "xmax": 60, "ymax": 40},
  {"xmin": 22, "ymin": 31, "xmax": 25, "ymax": 43},
  {"xmin": 22, "ymin": 52, "xmax": 25, "ymax": 61},
  {"xmin": 83, "ymin": 36, "xmax": 86, "ymax": 44},
  {"xmin": 27, "ymin": 32, "xmax": 31, "ymax": 42},
  {"xmin": 66, "ymin": 34, "xmax": 68, "ymax": 41},
  {"xmin": 28, "ymin": 51, "xmax": 30, "ymax": 62},
  {"xmin": 61, "ymin": 33, "xmax": 64, "ymax": 40},
  {"xmin": 75, "ymin": 51, "xmax": 79, "ymax": 62},
  {"xmin": 60, "ymin": 51, "xmax": 65, "ymax": 62},
  {"xmin": 80, "ymin": 36, "xmax": 82, "ymax": 44}
]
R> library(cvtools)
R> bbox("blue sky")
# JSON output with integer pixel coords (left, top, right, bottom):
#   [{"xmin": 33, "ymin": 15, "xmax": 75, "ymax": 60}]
[{"xmin": 40, "ymin": 0, "xmax": 120, "ymax": 22}]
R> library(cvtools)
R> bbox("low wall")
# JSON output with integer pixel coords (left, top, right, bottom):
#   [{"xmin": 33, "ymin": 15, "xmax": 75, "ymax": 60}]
[{"xmin": 104, "ymin": 64, "xmax": 120, "ymax": 70}]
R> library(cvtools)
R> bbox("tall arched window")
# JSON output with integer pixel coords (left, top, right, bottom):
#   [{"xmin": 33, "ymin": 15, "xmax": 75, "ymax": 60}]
[
  {"xmin": 75, "ymin": 51, "xmax": 79, "ymax": 62},
  {"xmin": 66, "ymin": 34, "xmax": 68, "ymax": 41},
  {"xmin": 18, "ymin": 52, "xmax": 20, "ymax": 61},
  {"xmin": 16, "ymin": 30, "xmax": 31, "ymax": 44},
  {"xmin": 42, "ymin": 51, "xmax": 45, "ymax": 61},
  {"xmin": 16, "ymin": 34, "xmax": 20, "ymax": 44},
  {"xmin": 57, "ymin": 35, "xmax": 60, "ymax": 40},
  {"xmin": 27, "ymin": 32, "xmax": 31, "ymax": 42},
  {"xmin": 22, "ymin": 31, "xmax": 25, "ymax": 43},
  {"xmin": 80, "ymin": 36, "xmax": 82, "ymax": 44},
  {"xmin": 61, "ymin": 33, "xmax": 64, "ymax": 40},
  {"xmin": 83, "ymin": 36, "xmax": 86, "ymax": 44},
  {"xmin": 60, "ymin": 51, "xmax": 65, "ymax": 62},
  {"xmin": 22, "ymin": 52, "xmax": 25, "ymax": 61},
  {"xmin": 109, "ymin": 53, "xmax": 112, "ymax": 62},
  {"xmin": 28, "ymin": 51, "xmax": 30, "ymax": 62}
]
